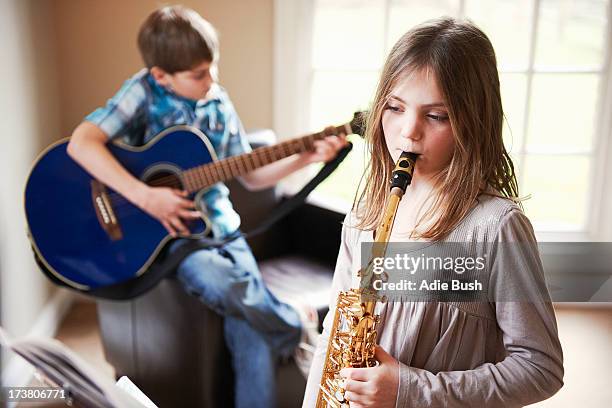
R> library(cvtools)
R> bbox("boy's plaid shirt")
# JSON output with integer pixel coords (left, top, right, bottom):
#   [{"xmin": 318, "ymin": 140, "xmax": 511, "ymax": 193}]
[{"xmin": 86, "ymin": 69, "xmax": 252, "ymax": 238}]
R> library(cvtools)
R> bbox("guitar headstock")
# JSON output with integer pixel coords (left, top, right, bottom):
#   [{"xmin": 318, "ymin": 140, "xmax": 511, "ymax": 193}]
[
  {"xmin": 348, "ymin": 111, "xmax": 367, "ymax": 138},
  {"xmin": 320, "ymin": 111, "xmax": 368, "ymax": 140}
]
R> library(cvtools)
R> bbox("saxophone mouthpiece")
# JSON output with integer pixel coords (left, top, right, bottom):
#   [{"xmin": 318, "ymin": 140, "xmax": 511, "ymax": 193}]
[
  {"xmin": 400, "ymin": 151, "xmax": 419, "ymax": 161},
  {"xmin": 391, "ymin": 152, "xmax": 418, "ymax": 191}
]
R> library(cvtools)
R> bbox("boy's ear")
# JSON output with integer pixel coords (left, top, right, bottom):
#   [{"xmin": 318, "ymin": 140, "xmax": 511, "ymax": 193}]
[{"xmin": 150, "ymin": 66, "xmax": 170, "ymax": 85}]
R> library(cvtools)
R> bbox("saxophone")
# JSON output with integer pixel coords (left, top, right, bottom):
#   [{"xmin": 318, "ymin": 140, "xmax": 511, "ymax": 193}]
[{"xmin": 316, "ymin": 151, "xmax": 418, "ymax": 408}]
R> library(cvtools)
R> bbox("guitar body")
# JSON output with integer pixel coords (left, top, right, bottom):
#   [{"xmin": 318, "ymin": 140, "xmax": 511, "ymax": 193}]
[
  {"xmin": 25, "ymin": 126, "xmax": 215, "ymax": 290},
  {"xmin": 25, "ymin": 113, "xmax": 363, "ymax": 291}
]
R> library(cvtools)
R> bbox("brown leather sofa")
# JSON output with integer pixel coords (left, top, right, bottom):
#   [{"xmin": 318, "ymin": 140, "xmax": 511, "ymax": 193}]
[{"xmin": 96, "ymin": 131, "xmax": 345, "ymax": 407}]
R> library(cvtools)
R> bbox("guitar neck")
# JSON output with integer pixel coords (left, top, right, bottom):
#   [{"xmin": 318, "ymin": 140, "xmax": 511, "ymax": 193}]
[{"xmin": 181, "ymin": 122, "xmax": 352, "ymax": 193}]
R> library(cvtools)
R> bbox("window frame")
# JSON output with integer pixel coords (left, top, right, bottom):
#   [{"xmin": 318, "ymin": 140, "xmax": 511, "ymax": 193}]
[{"xmin": 273, "ymin": 0, "xmax": 612, "ymax": 240}]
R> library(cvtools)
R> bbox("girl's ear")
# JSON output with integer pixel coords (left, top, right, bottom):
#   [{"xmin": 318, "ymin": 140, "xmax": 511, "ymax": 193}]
[{"xmin": 150, "ymin": 66, "xmax": 170, "ymax": 86}]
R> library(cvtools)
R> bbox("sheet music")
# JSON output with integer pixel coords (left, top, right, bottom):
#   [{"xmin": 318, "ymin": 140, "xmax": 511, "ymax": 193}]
[{"xmin": 1, "ymin": 326, "xmax": 151, "ymax": 408}]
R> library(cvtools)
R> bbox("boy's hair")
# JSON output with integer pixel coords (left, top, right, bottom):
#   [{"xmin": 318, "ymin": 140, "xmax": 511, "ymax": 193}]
[
  {"xmin": 354, "ymin": 17, "xmax": 520, "ymax": 240},
  {"xmin": 137, "ymin": 5, "xmax": 219, "ymax": 74}
]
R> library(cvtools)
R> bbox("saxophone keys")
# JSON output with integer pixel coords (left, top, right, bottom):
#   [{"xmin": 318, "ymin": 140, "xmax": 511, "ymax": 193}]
[
  {"xmin": 337, "ymin": 388, "xmax": 350, "ymax": 407},
  {"xmin": 335, "ymin": 389, "xmax": 346, "ymax": 403}
]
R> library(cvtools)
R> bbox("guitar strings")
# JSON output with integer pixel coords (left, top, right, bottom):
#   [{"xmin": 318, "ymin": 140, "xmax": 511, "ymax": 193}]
[
  {"xmin": 108, "ymin": 128, "xmax": 325, "ymax": 193},
  {"xmin": 98, "ymin": 128, "xmax": 338, "ymax": 215},
  {"xmin": 105, "ymin": 142, "xmax": 304, "ymax": 210}
]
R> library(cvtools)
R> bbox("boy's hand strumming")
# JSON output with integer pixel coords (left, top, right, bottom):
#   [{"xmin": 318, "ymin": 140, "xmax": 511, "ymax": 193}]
[{"xmin": 133, "ymin": 186, "xmax": 202, "ymax": 237}]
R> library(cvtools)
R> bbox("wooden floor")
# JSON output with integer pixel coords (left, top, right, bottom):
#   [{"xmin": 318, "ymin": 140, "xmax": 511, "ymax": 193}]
[
  {"xmin": 533, "ymin": 304, "xmax": 612, "ymax": 407},
  {"xmin": 18, "ymin": 301, "xmax": 612, "ymax": 407}
]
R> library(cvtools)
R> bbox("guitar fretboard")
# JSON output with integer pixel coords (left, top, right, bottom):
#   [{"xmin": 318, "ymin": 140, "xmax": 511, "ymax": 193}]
[{"xmin": 181, "ymin": 123, "xmax": 352, "ymax": 193}]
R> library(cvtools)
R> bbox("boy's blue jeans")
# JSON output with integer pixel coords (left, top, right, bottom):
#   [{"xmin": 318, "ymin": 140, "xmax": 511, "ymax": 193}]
[{"xmin": 170, "ymin": 236, "xmax": 301, "ymax": 408}]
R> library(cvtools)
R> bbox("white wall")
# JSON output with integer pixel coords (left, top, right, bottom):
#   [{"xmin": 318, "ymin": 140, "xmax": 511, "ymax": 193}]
[
  {"xmin": 0, "ymin": 0, "xmax": 63, "ymax": 375},
  {"xmin": 53, "ymin": 0, "xmax": 274, "ymax": 136}
]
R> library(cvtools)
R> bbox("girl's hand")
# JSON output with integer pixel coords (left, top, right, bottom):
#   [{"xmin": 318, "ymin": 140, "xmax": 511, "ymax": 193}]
[
  {"xmin": 133, "ymin": 186, "xmax": 202, "ymax": 237},
  {"xmin": 339, "ymin": 346, "xmax": 400, "ymax": 408},
  {"xmin": 302, "ymin": 127, "xmax": 349, "ymax": 164}
]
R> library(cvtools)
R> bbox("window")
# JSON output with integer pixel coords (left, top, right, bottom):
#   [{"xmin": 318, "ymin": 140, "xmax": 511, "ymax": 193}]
[{"xmin": 274, "ymin": 0, "xmax": 612, "ymax": 238}]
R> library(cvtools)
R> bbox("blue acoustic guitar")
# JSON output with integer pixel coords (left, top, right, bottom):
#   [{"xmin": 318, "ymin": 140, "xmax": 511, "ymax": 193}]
[{"xmin": 24, "ymin": 114, "xmax": 364, "ymax": 290}]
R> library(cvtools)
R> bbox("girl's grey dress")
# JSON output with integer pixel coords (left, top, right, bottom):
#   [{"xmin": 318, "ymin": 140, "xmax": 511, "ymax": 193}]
[{"xmin": 303, "ymin": 195, "xmax": 564, "ymax": 407}]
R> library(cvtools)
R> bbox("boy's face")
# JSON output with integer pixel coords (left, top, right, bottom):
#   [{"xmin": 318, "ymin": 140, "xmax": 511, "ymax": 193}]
[{"xmin": 152, "ymin": 60, "xmax": 214, "ymax": 101}]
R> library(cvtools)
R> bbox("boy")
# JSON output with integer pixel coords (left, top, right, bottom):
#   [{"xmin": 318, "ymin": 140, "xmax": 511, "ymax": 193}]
[{"xmin": 67, "ymin": 5, "xmax": 347, "ymax": 408}]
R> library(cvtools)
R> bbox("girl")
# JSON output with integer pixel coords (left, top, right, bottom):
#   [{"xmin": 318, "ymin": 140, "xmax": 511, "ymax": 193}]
[{"xmin": 303, "ymin": 17, "xmax": 563, "ymax": 408}]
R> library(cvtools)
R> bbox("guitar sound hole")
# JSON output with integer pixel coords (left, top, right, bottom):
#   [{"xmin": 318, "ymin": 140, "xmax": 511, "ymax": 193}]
[
  {"xmin": 143, "ymin": 170, "xmax": 184, "ymax": 191},
  {"xmin": 141, "ymin": 169, "xmax": 202, "ymax": 231}
]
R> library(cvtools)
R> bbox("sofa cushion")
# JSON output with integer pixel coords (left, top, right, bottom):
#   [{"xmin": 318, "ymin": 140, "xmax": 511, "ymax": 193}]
[{"xmin": 259, "ymin": 255, "xmax": 333, "ymax": 312}]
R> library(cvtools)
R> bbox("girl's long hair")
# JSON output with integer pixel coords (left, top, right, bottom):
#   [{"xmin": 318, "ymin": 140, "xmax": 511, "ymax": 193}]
[{"xmin": 353, "ymin": 17, "xmax": 520, "ymax": 240}]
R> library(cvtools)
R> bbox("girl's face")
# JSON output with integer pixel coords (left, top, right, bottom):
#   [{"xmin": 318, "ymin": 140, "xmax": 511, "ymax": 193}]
[{"xmin": 382, "ymin": 68, "xmax": 455, "ymax": 178}]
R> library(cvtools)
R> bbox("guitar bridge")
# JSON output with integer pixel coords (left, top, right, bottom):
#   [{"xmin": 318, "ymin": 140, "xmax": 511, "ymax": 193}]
[{"xmin": 91, "ymin": 180, "xmax": 123, "ymax": 241}]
